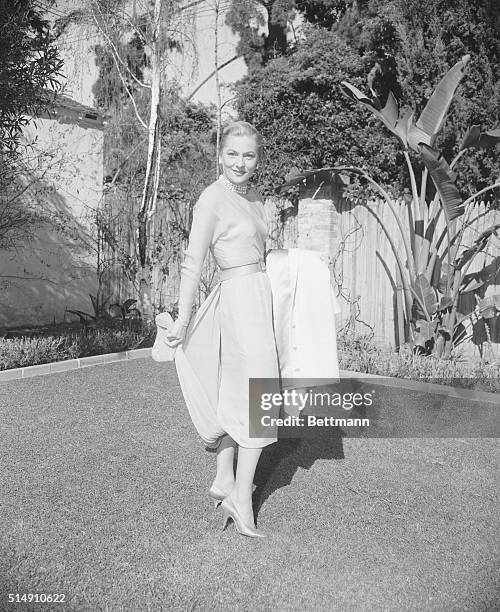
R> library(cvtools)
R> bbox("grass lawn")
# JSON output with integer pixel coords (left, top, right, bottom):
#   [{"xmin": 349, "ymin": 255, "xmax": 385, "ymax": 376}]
[{"xmin": 1, "ymin": 360, "xmax": 498, "ymax": 611}]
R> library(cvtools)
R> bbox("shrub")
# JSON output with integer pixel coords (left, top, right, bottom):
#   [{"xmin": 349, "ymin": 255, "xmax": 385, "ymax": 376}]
[
  {"xmin": 0, "ymin": 323, "xmax": 154, "ymax": 371},
  {"xmin": 337, "ymin": 331, "xmax": 500, "ymax": 392}
]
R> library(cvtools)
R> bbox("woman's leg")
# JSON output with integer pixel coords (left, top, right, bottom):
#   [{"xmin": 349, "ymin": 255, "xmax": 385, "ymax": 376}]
[
  {"xmin": 228, "ymin": 446, "xmax": 262, "ymax": 526},
  {"xmin": 212, "ymin": 434, "xmax": 237, "ymax": 492}
]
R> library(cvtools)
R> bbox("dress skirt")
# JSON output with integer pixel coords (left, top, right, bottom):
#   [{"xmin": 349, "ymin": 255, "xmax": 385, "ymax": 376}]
[{"xmin": 174, "ymin": 270, "xmax": 280, "ymax": 449}]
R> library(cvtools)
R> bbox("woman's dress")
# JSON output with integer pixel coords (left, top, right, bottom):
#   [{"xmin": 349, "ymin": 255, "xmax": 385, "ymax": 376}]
[{"xmin": 174, "ymin": 176, "xmax": 280, "ymax": 449}]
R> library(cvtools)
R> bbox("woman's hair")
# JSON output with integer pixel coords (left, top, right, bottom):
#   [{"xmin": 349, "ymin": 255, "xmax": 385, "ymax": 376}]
[{"xmin": 219, "ymin": 121, "xmax": 263, "ymax": 155}]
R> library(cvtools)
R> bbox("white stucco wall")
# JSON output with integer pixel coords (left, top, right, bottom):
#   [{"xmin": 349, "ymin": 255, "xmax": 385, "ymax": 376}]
[{"xmin": 0, "ymin": 119, "xmax": 103, "ymax": 328}]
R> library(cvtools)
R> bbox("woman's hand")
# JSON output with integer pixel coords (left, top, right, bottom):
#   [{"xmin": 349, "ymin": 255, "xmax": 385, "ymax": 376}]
[{"xmin": 166, "ymin": 320, "xmax": 188, "ymax": 347}]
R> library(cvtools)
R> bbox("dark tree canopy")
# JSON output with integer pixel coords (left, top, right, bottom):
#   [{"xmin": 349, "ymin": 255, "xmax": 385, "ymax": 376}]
[
  {"xmin": 226, "ymin": 0, "xmax": 347, "ymax": 66},
  {"xmin": 334, "ymin": 0, "xmax": 500, "ymax": 190},
  {"xmin": 0, "ymin": 0, "xmax": 64, "ymax": 152},
  {"xmin": 235, "ymin": 26, "xmax": 402, "ymax": 195},
  {"xmin": 232, "ymin": 0, "xmax": 500, "ymax": 193}
]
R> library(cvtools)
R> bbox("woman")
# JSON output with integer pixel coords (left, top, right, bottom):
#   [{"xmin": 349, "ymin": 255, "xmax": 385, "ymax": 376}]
[{"xmin": 166, "ymin": 121, "xmax": 279, "ymax": 538}]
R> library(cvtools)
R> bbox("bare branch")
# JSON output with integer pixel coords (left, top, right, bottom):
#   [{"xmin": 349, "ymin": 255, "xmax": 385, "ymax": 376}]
[{"xmin": 186, "ymin": 54, "xmax": 240, "ymax": 101}]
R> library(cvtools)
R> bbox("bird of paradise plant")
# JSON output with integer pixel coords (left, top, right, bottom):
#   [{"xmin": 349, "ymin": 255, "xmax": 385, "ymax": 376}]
[{"xmin": 278, "ymin": 55, "xmax": 500, "ymax": 358}]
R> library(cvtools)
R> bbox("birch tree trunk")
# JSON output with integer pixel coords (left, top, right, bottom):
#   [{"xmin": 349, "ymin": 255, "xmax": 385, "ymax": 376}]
[
  {"xmin": 214, "ymin": 0, "xmax": 222, "ymax": 179},
  {"xmin": 137, "ymin": 0, "xmax": 163, "ymax": 319}
]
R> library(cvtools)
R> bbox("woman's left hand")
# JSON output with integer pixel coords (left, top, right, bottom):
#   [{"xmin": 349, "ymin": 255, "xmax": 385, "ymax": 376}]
[{"xmin": 166, "ymin": 320, "xmax": 188, "ymax": 347}]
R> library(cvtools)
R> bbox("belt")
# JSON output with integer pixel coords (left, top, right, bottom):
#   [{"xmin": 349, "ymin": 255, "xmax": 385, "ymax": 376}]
[{"xmin": 219, "ymin": 260, "xmax": 265, "ymax": 281}]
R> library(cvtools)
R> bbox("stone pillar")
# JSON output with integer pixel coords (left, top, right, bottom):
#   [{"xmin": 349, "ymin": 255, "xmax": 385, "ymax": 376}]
[{"xmin": 297, "ymin": 171, "xmax": 343, "ymax": 259}]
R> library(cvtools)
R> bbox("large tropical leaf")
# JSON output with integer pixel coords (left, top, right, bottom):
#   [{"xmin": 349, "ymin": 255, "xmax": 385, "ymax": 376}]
[
  {"xmin": 275, "ymin": 167, "xmax": 352, "ymax": 194},
  {"xmin": 414, "ymin": 319, "xmax": 438, "ymax": 347},
  {"xmin": 89, "ymin": 293, "xmax": 99, "ymax": 317},
  {"xmin": 406, "ymin": 118, "xmax": 432, "ymax": 152},
  {"xmin": 65, "ymin": 309, "xmax": 95, "ymax": 324},
  {"xmin": 461, "ymin": 278, "xmax": 485, "ymax": 293},
  {"xmin": 414, "ymin": 274, "xmax": 438, "ymax": 315},
  {"xmin": 460, "ymin": 125, "xmax": 500, "ymax": 150},
  {"xmin": 439, "ymin": 296, "xmax": 453, "ymax": 310},
  {"xmin": 455, "ymin": 223, "xmax": 500, "ymax": 270},
  {"xmin": 478, "ymin": 295, "xmax": 500, "ymax": 319},
  {"xmin": 436, "ymin": 262, "xmax": 454, "ymax": 294},
  {"xmin": 340, "ymin": 82, "xmax": 408, "ymax": 148},
  {"xmin": 123, "ymin": 298, "xmax": 138, "ymax": 312},
  {"xmin": 420, "ymin": 144, "xmax": 464, "ymax": 222},
  {"xmin": 415, "ymin": 55, "xmax": 470, "ymax": 143}
]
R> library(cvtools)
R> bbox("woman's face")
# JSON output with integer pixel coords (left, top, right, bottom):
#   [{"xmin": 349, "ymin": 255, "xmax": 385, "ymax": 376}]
[{"xmin": 219, "ymin": 134, "xmax": 259, "ymax": 186}]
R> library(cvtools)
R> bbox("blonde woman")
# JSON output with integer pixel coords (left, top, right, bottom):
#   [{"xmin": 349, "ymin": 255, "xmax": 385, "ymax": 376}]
[{"xmin": 167, "ymin": 121, "xmax": 279, "ymax": 538}]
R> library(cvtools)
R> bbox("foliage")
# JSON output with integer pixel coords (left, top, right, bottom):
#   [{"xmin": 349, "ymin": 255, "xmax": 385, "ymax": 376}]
[
  {"xmin": 66, "ymin": 292, "xmax": 143, "ymax": 328},
  {"xmin": 0, "ymin": 325, "xmax": 152, "ymax": 371},
  {"xmin": 337, "ymin": 331, "xmax": 500, "ymax": 392},
  {"xmin": 109, "ymin": 298, "xmax": 141, "ymax": 321},
  {"xmin": 235, "ymin": 25, "xmax": 402, "ymax": 196},
  {"xmin": 226, "ymin": 0, "xmax": 292, "ymax": 68},
  {"xmin": 333, "ymin": 0, "xmax": 500, "ymax": 193},
  {"xmin": 147, "ymin": 97, "xmax": 219, "ymax": 303},
  {"xmin": 66, "ymin": 293, "xmax": 113, "ymax": 327},
  {"xmin": 0, "ymin": 335, "xmax": 77, "ymax": 369},
  {"xmin": 231, "ymin": 0, "xmax": 500, "ymax": 195},
  {"xmin": 0, "ymin": 1, "xmax": 66, "ymax": 250},
  {"xmin": 226, "ymin": 0, "xmax": 348, "ymax": 66},
  {"xmin": 88, "ymin": 0, "xmax": 218, "ymax": 309},
  {"xmin": 0, "ymin": 0, "xmax": 64, "ymax": 152},
  {"xmin": 97, "ymin": 75, "xmax": 217, "ymax": 310},
  {"xmin": 295, "ymin": 0, "xmax": 348, "ymax": 29},
  {"xmin": 280, "ymin": 58, "xmax": 500, "ymax": 358}
]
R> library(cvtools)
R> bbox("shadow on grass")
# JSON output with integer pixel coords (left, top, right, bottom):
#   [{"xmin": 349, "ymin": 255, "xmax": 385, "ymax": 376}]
[{"xmin": 253, "ymin": 427, "xmax": 345, "ymax": 518}]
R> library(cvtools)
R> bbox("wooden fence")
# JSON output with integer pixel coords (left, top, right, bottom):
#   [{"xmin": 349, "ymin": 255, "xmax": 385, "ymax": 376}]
[
  {"xmin": 102, "ymin": 186, "xmax": 499, "ymax": 358},
  {"xmin": 265, "ymin": 193, "xmax": 499, "ymax": 356}
]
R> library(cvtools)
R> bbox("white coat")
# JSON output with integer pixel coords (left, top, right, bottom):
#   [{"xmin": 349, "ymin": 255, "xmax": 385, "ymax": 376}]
[{"xmin": 266, "ymin": 248, "xmax": 341, "ymax": 385}]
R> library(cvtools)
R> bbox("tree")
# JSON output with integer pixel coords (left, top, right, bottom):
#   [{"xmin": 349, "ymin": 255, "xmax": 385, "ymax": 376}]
[
  {"xmin": 225, "ymin": 0, "xmax": 295, "ymax": 68},
  {"xmin": 226, "ymin": 0, "xmax": 350, "ymax": 68},
  {"xmin": 98, "ymin": 93, "xmax": 217, "ymax": 313},
  {"xmin": 92, "ymin": 1, "xmax": 243, "ymax": 313},
  {"xmin": 333, "ymin": 0, "xmax": 500, "ymax": 192},
  {"xmin": 279, "ymin": 57, "xmax": 500, "ymax": 358},
  {"xmin": 235, "ymin": 25, "xmax": 402, "ymax": 195},
  {"xmin": 0, "ymin": 0, "xmax": 64, "ymax": 152},
  {"xmin": 231, "ymin": 0, "xmax": 500, "ymax": 200},
  {"xmin": 84, "ymin": 0, "xmax": 198, "ymax": 317}
]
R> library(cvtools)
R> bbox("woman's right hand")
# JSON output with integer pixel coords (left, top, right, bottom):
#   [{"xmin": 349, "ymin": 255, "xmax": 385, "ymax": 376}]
[{"xmin": 166, "ymin": 320, "xmax": 188, "ymax": 347}]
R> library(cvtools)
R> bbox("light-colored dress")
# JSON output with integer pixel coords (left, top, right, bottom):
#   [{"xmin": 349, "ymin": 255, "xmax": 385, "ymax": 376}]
[{"xmin": 174, "ymin": 176, "xmax": 280, "ymax": 449}]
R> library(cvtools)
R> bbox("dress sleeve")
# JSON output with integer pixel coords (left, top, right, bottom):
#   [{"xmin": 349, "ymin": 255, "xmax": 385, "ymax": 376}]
[{"xmin": 177, "ymin": 192, "xmax": 217, "ymax": 326}]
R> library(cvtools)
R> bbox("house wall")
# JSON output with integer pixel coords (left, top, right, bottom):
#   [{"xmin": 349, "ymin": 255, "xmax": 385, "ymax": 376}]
[{"xmin": 0, "ymin": 119, "xmax": 103, "ymax": 328}]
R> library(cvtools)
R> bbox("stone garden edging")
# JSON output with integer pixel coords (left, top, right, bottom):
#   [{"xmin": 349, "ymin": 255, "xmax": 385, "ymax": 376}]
[{"xmin": 0, "ymin": 348, "xmax": 153, "ymax": 381}]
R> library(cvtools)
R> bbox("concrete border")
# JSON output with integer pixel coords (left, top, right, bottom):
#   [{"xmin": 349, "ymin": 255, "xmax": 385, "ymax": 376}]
[
  {"xmin": 0, "ymin": 348, "xmax": 152, "ymax": 381},
  {"xmin": 339, "ymin": 369, "xmax": 499, "ymax": 407},
  {"xmin": 0, "ymin": 351, "xmax": 498, "ymax": 406}
]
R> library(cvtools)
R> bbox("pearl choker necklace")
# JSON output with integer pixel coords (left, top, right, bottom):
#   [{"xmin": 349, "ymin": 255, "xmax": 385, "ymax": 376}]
[{"xmin": 219, "ymin": 174, "xmax": 249, "ymax": 195}]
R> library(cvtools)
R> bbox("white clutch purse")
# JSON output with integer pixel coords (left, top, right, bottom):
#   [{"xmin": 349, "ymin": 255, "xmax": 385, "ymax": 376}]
[{"xmin": 151, "ymin": 312, "xmax": 177, "ymax": 362}]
